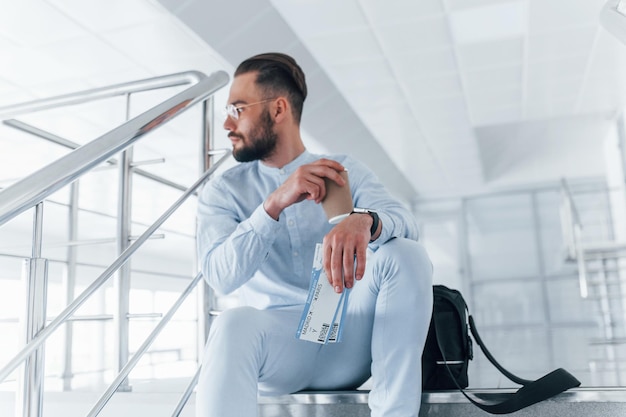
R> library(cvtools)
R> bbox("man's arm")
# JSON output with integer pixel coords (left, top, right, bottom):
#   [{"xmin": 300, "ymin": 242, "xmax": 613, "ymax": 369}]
[
  {"xmin": 322, "ymin": 156, "xmax": 419, "ymax": 293},
  {"xmin": 263, "ymin": 158, "xmax": 346, "ymax": 220},
  {"xmin": 197, "ymin": 158, "xmax": 347, "ymax": 295},
  {"xmin": 197, "ymin": 179, "xmax": 281, "ymax": 295}
]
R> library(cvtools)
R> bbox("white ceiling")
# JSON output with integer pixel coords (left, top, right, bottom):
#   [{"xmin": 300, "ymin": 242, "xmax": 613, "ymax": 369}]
[{"xmin": 1, "ymin": 0, "xmax": 626, "ymax": 204}]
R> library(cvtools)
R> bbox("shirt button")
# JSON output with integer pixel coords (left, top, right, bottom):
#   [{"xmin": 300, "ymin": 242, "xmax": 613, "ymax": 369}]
[
  {"xmin": 288, "ymin": 220, "xmax": 295, "ymax": 227},
  {"xmin": 293, "ymin": 251, "xmax": 299, "ymax": 257},
  {"xmin": 279, "ymin": 169, "xmax": 286, "ymax": 175}
]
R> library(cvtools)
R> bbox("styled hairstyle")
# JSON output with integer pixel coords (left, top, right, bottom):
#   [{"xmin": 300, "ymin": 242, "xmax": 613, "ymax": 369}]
[{"xmin": 235, "ymin": 52, "xmax": 307, "ymax": 124}]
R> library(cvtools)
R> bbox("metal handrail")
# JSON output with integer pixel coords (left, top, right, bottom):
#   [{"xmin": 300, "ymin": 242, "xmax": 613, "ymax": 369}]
[
  {"xmin": 0, "ymin": 69, "xmax": 229, "ymax": 417},
  {"xmin": 560, "ymin": 179, "xmax": 589, "ymax": 297},
  {"xmin": 0, "ymin": 71, "xmax": 204, "ymax": 119},
  {"xmin": 171, "ymin": 367, "xmax": 202, "ymax": 417},
  {"xmin": 560, "ymin": 179, "xmax": 583, "ymax": 227},
  {"xmin": 87, "ymin": 273, "xmax": 203, "ymax": 417},
  {"xmin": 0, "ymin": 70, "xmax": 229, "ymax": 226},
  {"xmin": 4, "ymin": 119, "xmax": 193, "ymax": 193},
  {"xmin": 0, "ymin": 149, "xmax": 231, "ymax": 385}
]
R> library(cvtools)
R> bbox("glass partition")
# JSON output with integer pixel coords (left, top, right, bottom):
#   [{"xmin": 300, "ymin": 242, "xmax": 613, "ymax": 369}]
[{"xmin": 416, "ymin": 180, "xmax": 625, "ymax": 388}]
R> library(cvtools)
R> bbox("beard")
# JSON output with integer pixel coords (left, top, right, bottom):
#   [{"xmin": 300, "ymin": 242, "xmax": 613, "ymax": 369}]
[{"xmin": 231, "ymin": 110, "xmax": 278, "ymax": 163}]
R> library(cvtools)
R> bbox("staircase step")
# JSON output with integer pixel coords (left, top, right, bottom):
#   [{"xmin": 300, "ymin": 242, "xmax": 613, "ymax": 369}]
[
  {"xmin": 258, "ymin": 388, "xmax": 626, "ymax": 417},
  {"xmin": 1, "ymin": 387, "xmax": 625, "ymax": 417}
]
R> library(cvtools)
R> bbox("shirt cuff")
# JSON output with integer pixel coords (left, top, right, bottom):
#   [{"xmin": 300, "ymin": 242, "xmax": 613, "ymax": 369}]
[{"xmin": 371, "ymin": 211, "xmax": 392, "ymax": 246}]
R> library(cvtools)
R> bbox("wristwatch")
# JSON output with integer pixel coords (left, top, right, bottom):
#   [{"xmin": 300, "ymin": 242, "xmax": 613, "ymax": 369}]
[{"xmin": 351, "ymin": 208, "xmax": 379, "ymax": 241}]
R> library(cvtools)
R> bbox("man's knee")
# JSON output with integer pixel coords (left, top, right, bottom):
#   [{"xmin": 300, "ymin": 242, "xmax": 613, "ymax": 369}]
[
  {"xmin": 374, "ymin": 238, "xmax": 433, "ymax": 281},
  {"xmin": 207, "ymin": 306, "xmax": 261, "ymax": 349}
]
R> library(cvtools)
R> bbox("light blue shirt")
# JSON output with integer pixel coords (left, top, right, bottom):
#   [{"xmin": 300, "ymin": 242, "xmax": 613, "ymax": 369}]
[{"xmin": 196, "ymin": 150, "xmax": 419, "ymax": 310}]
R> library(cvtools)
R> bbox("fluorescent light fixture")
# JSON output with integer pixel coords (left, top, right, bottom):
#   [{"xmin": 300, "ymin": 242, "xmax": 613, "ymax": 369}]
[
  {"xmin": 601, "ymin": 0, "xmax": 626, "ymax": 44},
  {"xmin": 449, "ymin": 1, "xmax": 527, "ymax": 45}
]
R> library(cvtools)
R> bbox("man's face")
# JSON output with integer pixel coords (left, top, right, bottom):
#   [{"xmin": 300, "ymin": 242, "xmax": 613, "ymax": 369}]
[{"xmin": 224, "ymin": 73, "xmax": 278, "ymax": 163}]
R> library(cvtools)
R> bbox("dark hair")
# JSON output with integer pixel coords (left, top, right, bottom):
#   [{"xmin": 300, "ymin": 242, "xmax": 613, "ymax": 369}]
[{"xmin": 235, "ymin": 52, "xmax": 307, "ymax": 123}]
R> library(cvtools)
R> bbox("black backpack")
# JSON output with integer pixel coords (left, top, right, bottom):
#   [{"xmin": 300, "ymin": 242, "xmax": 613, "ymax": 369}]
[{"xmin": 422, "ymin": 285, "xmax": 581, "ymax": 414}]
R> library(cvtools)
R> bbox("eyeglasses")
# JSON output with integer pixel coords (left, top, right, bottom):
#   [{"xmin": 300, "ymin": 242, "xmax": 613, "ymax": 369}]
[{"xmin": 223, "ymin": 98, "xmax": 276, "ymax": 121}]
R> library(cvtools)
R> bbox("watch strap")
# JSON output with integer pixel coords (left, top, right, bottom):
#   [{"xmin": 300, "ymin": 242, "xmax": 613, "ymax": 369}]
[{"xmin": 351, "ymin": 208, "xmax": 379, "ymax": 240}]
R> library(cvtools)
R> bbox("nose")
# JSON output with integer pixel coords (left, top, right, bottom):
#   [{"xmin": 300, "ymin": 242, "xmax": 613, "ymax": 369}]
[{"xmin": 223, "ymin": 115, "xmax": 236, "ymax": 131}]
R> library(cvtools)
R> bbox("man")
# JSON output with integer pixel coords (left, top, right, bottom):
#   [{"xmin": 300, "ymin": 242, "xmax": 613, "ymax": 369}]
[{"xmin": 196, "ymin": 52, "xmax": 433, "ymax": 417}]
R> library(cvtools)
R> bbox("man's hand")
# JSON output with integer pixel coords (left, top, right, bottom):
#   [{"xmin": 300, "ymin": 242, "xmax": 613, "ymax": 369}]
[
  {"xmin": 322, "ymin": 213, "xmax": 373, "ymax": 293},
  {"xmin": 263, "ymin": 158, "xmax": 346, "ymax": 220}
]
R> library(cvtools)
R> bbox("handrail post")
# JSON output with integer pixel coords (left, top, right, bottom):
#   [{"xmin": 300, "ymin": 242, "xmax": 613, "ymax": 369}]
[
  {"xmin": 198, "ymin": 98, "xmax": 215, "ymax": 357},
  {"xmin": 61, "ymin": 182, "xmax": 79, "ymax": 390},
  {"xmin": 15, "ymin": 203, "xmax": 48, "ymax": 417},
  {"xmin": 113, "ymin": 93, "xmax": 134, "ymax": 392}
]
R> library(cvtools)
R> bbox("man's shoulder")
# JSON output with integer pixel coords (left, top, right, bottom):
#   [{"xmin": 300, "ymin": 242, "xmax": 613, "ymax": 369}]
[
  {"xmin": 206, "ymin": 161, "xmax": 258, "ymax": 193},
  {"xmin": 317, "ymin": 153, "xmax": 368, "ymax": 172},
  {"xmin": 316, "ymin": 152, "xmax": 351, "ymax": 164},
  {"xmin": 216, "ymin": 161, "xmax": 258, "ymax": 181}
]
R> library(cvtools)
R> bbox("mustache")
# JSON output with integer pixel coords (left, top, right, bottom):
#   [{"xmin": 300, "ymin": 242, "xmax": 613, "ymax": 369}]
[{"xmin": 228, "ymin": 132, "xmax": 244, "ymax": 140}]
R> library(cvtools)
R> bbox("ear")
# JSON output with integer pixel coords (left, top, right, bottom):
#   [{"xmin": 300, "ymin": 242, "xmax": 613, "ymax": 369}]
[{"xmin": 273, "ymin": 97, "xmax": 289, "ymax": 123}]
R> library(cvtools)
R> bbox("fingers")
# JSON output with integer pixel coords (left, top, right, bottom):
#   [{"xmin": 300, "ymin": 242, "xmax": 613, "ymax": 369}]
[
  {"xmin": 298, "ymin": 173, "xmax": 327, "ymax": 203},
  {"xmin": 308, "ymin": 159, "xmax": 347, "ymax": 189},
  {"xmin": 267, "ymin": 160, "xmax": 345, "ymax": 217},
  {"xmin": 354, "ymin": 245, "xmax": 367, "ymax": 282},
  {"xmin": 340, "ymin": 244, "xmax": 366, "ymax": 290},
  {"xmin": 322, "ymin": 241, "xmax": 344, "ymax": 293},
  {"xmin": 317, "ymin": 160, "xmax": 347, "ymax": 188},
  {"xmin": 290, "ymin": 161, "xmax": 344, "ymax": 204},
  {"xmin": 342, "ymin": 250, "xmax": 356, "ymax": 290},
  {"xmin": 314, "ymin": 158, "xmax": 345, "ymax": 174},
  {"xmin": 324, "ymin": 243, "xmax": 347, "ymax": 293},
  {"xmin": 323, "ymin": 240, "xmax": 367, "ymax": 293}
]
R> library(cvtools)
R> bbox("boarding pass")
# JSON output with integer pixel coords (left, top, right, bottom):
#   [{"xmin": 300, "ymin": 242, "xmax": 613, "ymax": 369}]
[{"xmin": 296, "ymin": 243, "xmax": 349, "ymax": 344}]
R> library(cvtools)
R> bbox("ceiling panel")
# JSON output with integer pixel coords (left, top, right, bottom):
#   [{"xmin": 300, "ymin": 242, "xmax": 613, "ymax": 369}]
[
  {"xmin": 468, "ymin": 87, "xmax": 522, "ymax": 109},
  {"xmin": 586, "ymin": 31, "xmax": 626, "ymax": 76},
  {"xmin": 101, "ymin": 18, "xmax": 209, "ymax": 69},
  {"xmin": 0, "ymin": 44, "xmax": 73, "ymax": 86},
  {"xmin": 525, "ymin": 55, "xmax": 589, "ymax": 84},
  {"xmin": 0, "ymin": 1, "xmax": 85, "ymax": 47},
  {"xmin": 374, "ymin": 16, "xmax": 452, "ymax": 53},
  {"xmin": 525, "ymin": 77, "xmax": 578, "ymax": 101},
  {"xmin": 550, "ymin": 96, "xmax": 579, "ymax": 118},
  {"xmin": 528, "ymin": 0, "xmax": 606, "ymax": 32},
  {"xmin": 403, "ymin": 73, "xmax": 463, "ymax": 100},
  {"xmin": 34, "ymin": 36, "xmax": 138, "ymax": 78},
  {"xmin": 472, "ymin": 103, "xmax": 522, "ymax": 126},
  {"xmin": 476, "ymin": 115, "xmax": 610, "ymax": 185},
  {"xmin": 464, "ymin": 65, "xmax": 522, "ymax": 95},
  {"xmin": 47, "ymin": 0, "xmax": 167, "ymax": 32},
  {"xmin": 389, "ymin": 47, "xmax": 458, "ymax": 78},
  {"xmin": 527, "ymin": 26, "xmax": 598, "ymax": 62},
  {"xmin": 456, "ymin": 38, "xmax": 523, "ymax": 70},
  {"xmin": 445, "ymin": 0, "xmax": 514, "ymax": 12},
  {"xmin": 344, "ymin": 84, "xmax": 406, "ymax": 115},
  {"xmin": 271, "ymin": 0, "xmax": 368, "ymax": 38},
  {"xmin": 306, "ymin": 29, "xmax": 384, "ymax": 65},
  {"xmin": 360, "ymin": 0, "xmax": 444, "ymax": 22}
]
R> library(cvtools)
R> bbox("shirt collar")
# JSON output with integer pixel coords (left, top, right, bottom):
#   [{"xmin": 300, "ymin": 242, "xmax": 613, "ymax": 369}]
[{"xmin": 258, "ymin": 150, "xmax": 314, "ymax": 175}]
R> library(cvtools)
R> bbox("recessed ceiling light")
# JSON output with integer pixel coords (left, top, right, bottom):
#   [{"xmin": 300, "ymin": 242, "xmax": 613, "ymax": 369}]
[{"xmin": 449, "ymin": 1, "xmax": 527, "ymax": 45}]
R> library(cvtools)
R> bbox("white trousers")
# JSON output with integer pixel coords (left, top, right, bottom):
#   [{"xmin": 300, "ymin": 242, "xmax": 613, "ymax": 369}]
[{"xmin": 196, "ymin": 238, "xmax": 433, "ymax": 417}]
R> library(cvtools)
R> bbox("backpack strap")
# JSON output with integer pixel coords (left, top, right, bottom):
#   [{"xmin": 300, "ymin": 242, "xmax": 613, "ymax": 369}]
[
  {"xmin": 432, "ymin": 311, "xmax": 581, "ymax": 414},
  {"xmin": 468, "ymin": 315, "xmax": 532, "ymax": 386}
]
